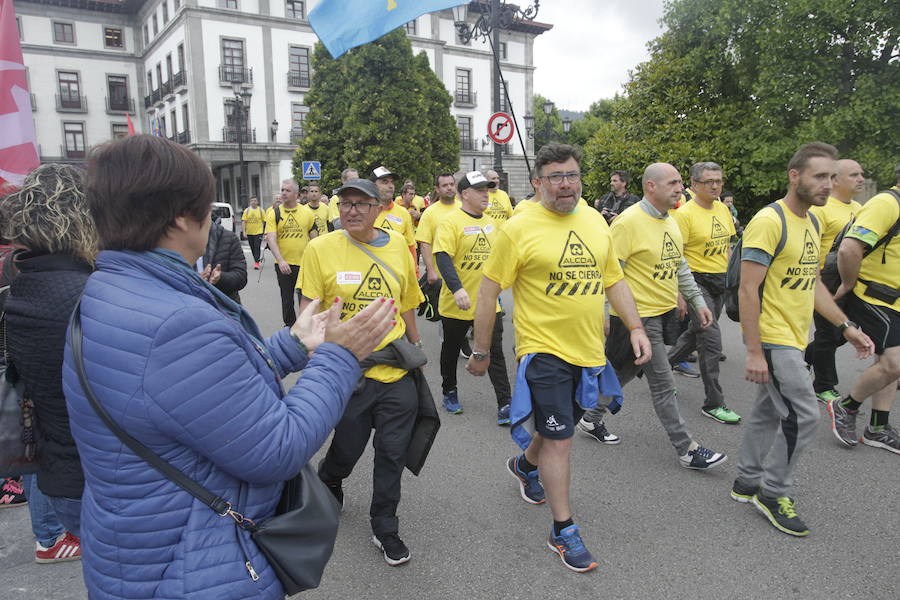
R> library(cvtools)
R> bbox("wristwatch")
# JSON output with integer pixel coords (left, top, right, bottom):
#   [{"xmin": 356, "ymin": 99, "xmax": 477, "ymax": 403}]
[
  {"xmin": 471, "ymin": 351, "xmax": 488, "ymax": 361},
  {"xmin": 838, "ymin": 320, "xmax": 858, "ymax": 332}
]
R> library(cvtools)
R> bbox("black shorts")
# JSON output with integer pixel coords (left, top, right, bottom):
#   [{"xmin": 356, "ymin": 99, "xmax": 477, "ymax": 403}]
[
  {"xmin": 525, "ymin": 354, "xmax": 584, "ymax": 440},
  {"xmin": 846, "ymin": 293, "xmax": 900, "ymax": 354}
]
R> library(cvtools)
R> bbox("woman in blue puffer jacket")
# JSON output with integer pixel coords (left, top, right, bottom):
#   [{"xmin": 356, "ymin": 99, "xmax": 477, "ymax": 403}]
[{"xmin": 61, "ymin": 135, "xmax": 396, "ymax": 599}]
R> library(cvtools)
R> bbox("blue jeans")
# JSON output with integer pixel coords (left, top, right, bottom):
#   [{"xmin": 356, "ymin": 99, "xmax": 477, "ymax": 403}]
[
  {"xmin": 22, "ymin": 474, "xmax": 64, "ymax": 548},
  {"xmin": 47, "ymin": 495, "xmax": 81, "ymax": 538}
]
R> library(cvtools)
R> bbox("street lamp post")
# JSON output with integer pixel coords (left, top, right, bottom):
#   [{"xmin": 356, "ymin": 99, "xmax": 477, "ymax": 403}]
[
  {"xmin": 562, "ymin": 117, "xmax": 571, "ymax": 143},
  {"xmin": 453, "ymin": 1, "xmax": 541, "ymax": 189},
  {"xmin": 542, "ymin": 99, "xmax": 555, "ymax": 146},
  {"xmin": 232, "ymin": 82, "xmax": 252, "ymax": 207}
]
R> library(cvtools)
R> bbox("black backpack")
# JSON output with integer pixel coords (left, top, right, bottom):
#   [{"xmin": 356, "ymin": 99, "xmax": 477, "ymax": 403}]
[
  {"xmin": 724, "ymin": 202, "xmax": 819, "ymax": 322},
  {"xmin": 820, "ymin": 189, "xmax": 900, "ymax": 294}
]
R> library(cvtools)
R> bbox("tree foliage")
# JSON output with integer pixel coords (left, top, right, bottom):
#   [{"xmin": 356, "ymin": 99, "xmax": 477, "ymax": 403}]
[
  {"xmin": 294, "ymin": 29, "xmax": 459, "ymax": 192},
  {"xmin": 582, "ymin": 0, "xmax": 899, "ymax": 211}
]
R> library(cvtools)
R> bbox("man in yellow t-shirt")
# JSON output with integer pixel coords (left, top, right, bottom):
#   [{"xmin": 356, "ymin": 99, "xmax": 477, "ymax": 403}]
[
  {"xmin": 241, "ymin": 196, "xmax": 265, "ymax": 269},
  {"xmin": 433, "ymin": 171, "xmax": 511, "ymax": 421},
  {"xmin": 667, "ymin": 161, "xmax": 740, "ymax": 423},
  {"xmin": 736, "ymin": 142, "xmax": 872, "ymax": 537},
  {"xmin": 265, "ymin": 178, "xmax": 318, "ymax": 326},
  {"xmin": 299, "ymin": 177, "xmax": 424, "ymax": 566},
  {"xmin": 804, "ymin": 159, "xmax": 865, "ymax": 403},
  {"xmin": 829, "ymin": 175, "xmax": 900, "ymax": 454},
  {"xmin": 305, "ymin": 183, "xmax": 330, "ymax": 237},
  {"xmin": 416, "ymin": 173, "xmax": 461, "ymax": 285},
  {"xmin": 370, "ymin": 167, "xmax": 416, "ymax": 263},
  {"xmin": 396, "ymin": 181, "xmax": 427, "ymax": 226},
  {"xmin": 469, "ymin": 144, "xmax": 650, "ymax": 574},
  {"xmin": 328, "ymin": 167, "xmax": 359, "ymax": 230},
  {"xmin": 580, "ymin": 162, "xmax": 726, "ymax": 468},
  {"xmin": 484, "ymin": 170, "xmax": 513, "ymax": 223}
]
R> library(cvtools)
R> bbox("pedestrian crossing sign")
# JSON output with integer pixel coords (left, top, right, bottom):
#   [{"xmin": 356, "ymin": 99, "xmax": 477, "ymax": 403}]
[{"xmin": 302, "ymin": 161, "xmax": 321, "ymax": 180}]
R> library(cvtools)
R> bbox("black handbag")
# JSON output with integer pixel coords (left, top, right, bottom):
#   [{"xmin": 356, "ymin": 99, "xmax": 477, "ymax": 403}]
[{"xmin": 70, "ymin": 305, "xmax": 339, "ymax": 595}]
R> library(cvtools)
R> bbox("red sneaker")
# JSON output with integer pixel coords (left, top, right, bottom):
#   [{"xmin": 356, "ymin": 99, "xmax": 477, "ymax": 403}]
[
  {"xmin": 35, "ymin": 532, "xmax": 82, "ymax": 563},
  {"xmin": 253, "ymin": 262, "xmax": 260, "ymax": 269},
  {"xmin": 0, "ymin": 477, "xmax": 27, "ymax": 508}
]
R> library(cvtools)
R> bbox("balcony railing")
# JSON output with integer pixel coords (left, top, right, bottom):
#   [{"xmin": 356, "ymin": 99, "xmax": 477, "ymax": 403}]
[
  {"xmin": 56, "ymin": 94, "xmax": 87, "ymax": 112},
  {"xmin": 460, "ymin": 138, "xmax": 475, "ymax": 151},
  {"xmin": 106, "ymin": 96, "xmax": 135, "ymax": 113},
  {"xmin": 173, "ymin": 70, "xmax": 187, "ymax": 90},
  {"xmin": 222, "ymin": 127, "xmax": 256, "ymax": 143},
  {"xmin": 61, "ymin": 144, "xmax": 87, "ymax": 160},
  {"xmin": 454, "ymin": 89, "xmax": 476, "ymax": 107},
  {"xmin": 151, "ymin": 88, "xmax": 162, "ymax": 103},
  {"xmin": 219, "ymin": 65, "xmax": 252, "ymax": 85},
  {"xmin": 176, "ymin": 130, "xmax": 191, "ymax": 144},
  {"xmin": 144, "ymin": 94, "xmax": 152, "ymax": 109},
  {"xmin": 287, "ymin": 71, "xmax": 310, "ymax": 88},
  {"xmin": 290, "ymin": 127, "xmax": 305, "ymax": 144},
  {"xmin": 161, "ymin": 79, "xmax": 174, "ymax": 97}
]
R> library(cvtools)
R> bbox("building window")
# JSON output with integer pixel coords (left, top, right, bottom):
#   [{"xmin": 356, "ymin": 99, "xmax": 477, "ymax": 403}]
[
  {"xmin": 104, "ymin": 27, "xmax": 123, "ymax": 49},
  {"xmin": 455, "ymin": 68, "xmax": 473, "ymax": 104},
  {"xmin": 224, "ymin": 98, "xmax": 252, "ymax": 142},
  {"xmin": 286, "ymin": 1, "xmax": 305, "ymax": 19},
  {"xmin": 291, "ymin": 103, "xmax": 308, "ymax": 142},
  {"xmin": 162, "ymin": 1, "xmax": 169, "ymax": 23},
  {"xmin": 112, "ymin": 123, "xmax": 130, "ymax": 139},
  {"xmin": 181, "ymin": 104, "xmax": 189, "ymax": 132},
  {"xmin": 170, "ymin": 109, "xmax": 177, "ymax": 137},
  {"xmin": 499, "ymin": 42, "xmax": 508, "ymax": 60},
  {"xmin": 159, "ymin": 115, "xmax": 167, "ymax": 137},
  {"xmin": 53, "ymin": 21, "xmax": 75, "ymax": 44},
  {"xmin": 57, "ymin": 71, "xmax": 82, "ymax": 109},
  {"xmin": 16, "ymin": 17, "xmax": 22, "ymax": 40},
  {"xmin": 63, "ymin": 122, "xmax": 86, "ymax": 158},
  {"xmin": 221, "ymin": 39, "xmax": 246, "ymax": 82},
  {"xmin": 107, "ymin": 75, "xmax": 129, "ymax": 111},
  {"xmin": 152, "ymin": 14, "xmax": 158, "ymax": 36},
  {"xmin": 457, "ymin": 116, "xmax": 473, "ymax": 151},
  {"xmin": 177, "ymin": 43, "xmax": 185, "ymax": 72},
  {"xmin": 166, "ymin": 54, "xmax": 173, "ymax": 82},
  {"xmin": 499, "ymin": 79, "xmax": 509, "ymax": 112},
  {"xmin": 222, "ymin": 0, "xmax": 238, "ymax": 8},
  {"xmin": 174, "ymin": 0, "xmax": 181, "ymax": 9},
  {"xmin": 143, "ymin": 24, "xmax": 149, "ymax": 46},
  {"xmin": 288, "ymin": 46, "xmax": 310, "ymax": 88},
  {"xmin": 156, "ymin": 63, "xmax": 163, "ymax": 89},
  {"xmin": 404, "ymin": 19, "xmax": 417, "ymax": 35},
  {"xmin": 147, "ymin": 71, "xmax": 153, "ymax": 90}
]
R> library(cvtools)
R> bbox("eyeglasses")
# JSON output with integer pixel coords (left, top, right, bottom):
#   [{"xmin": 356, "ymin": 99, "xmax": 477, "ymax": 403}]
[
  {"xmin": 696, "ymin": 179, "xmax": 724, "ymax": 187},
  {"xmin": 542, "ymin": 171, "xmax": 581, "ymax": 185},
  {"xmin": 338, "ymin": 201, "xmax": 379, "ymax": 214}
]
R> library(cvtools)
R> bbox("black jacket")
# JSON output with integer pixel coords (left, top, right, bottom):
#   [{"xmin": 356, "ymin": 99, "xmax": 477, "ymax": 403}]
[
  {"xmin": 596, "ymin": 192, "xmax": 640, "ymax": 222},
  {"xmin": 6, "ymin": 251, "xmax": 91, "ymax": 498},
  {"xmin": 203, "ymin": 221, "xmax": 247, "ymax": 303}
]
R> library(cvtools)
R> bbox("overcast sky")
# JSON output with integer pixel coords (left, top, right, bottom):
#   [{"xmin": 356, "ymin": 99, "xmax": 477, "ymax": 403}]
[{"xmin": 532, "ymin": 0, "xmax": 668, "ymax": 112}]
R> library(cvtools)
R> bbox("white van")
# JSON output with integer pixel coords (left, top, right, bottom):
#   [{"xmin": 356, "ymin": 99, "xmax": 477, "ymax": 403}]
[{"xmin": 211, "ymin": 202, "xmax": 235, "ymax": 232}]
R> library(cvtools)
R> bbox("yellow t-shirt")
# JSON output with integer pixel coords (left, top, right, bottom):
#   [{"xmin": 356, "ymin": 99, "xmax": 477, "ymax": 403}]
[
  {"xmin": 307, "ymin": 203, "xmax": 330, "ymax": 236},
  {"xmin": 511, "ymin": 197, "xmax": 588, "ymax": 217},
  {"xmin": 485, "ymin": 189, "xmax": 513, "ymax": 223},
  {"xmin": 809, "ymin": 196, "xmax": 863, "ymax": 267},
  {"xmin": 264, "ymin": 204, "xmax": 316, "ymax": 266},
  {"xmin": 299, "ymin": 229, "xmax": 424, "ymax": 383},
  {"xmin": 415, "ymin": 200, "xmax": 461, "ymax": 245},
  {"xmin": 846, "ymin": 188, "xmax": 900, "ymax": 311},
  {"xmin": 432, "ymin": 208, "xmax": 502, "ymax": 320},
  {"xmin": 482, "ymin": 204, "xmax": 623, "ymax": 366},
  {"xmin": 376, "ymin": 202, "xmax": 416, "ymax": 247},
  {"xmin": 241, "ymin": 206, "xmax": 264, "ymax": 235},
  {"xmin": 742, "ymin": 200, "xmax": 820, "ymax": 350},
  {"xmin": 327, "ymin": 195, "xmax": 341, "ymax": 225},
  {"xmin": 610, "ymin": 203, "xmax": 684, "ymax": 318},
  {"xmin": 672, "ymin": 199, "xmax": 736, "ymax": 274}
]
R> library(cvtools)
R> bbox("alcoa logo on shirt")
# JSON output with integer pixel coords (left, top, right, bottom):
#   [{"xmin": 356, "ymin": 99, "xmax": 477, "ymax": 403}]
[{"xmin": 546, "ymin": 415, "xmax": 565, "ymax": 432}]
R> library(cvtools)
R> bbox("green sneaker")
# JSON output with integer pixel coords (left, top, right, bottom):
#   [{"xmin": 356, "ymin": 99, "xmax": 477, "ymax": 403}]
[
  {"xmin": 702, "ymin": 406, "xmax": 741, "ymax": 424},
  {"xmin": 815, "ymin": 389, "xmax": 841, "ymax": 404}
]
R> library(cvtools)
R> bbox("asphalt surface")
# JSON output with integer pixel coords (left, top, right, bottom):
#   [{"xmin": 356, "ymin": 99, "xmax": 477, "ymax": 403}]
[{"xmin": 2, "ymin": 243, "xmax": 898, "ymax": 599}]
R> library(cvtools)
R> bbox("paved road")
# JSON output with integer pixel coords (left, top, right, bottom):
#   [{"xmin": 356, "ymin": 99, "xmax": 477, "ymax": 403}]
[{"xmin": 2, "ymin": 243, "xmax": 898, "ymax": 599}]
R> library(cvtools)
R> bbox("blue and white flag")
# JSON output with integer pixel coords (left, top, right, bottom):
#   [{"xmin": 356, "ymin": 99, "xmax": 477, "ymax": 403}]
[{"xmin": 309, "ymin": 0, "xmax": 465, "ymax": 58}]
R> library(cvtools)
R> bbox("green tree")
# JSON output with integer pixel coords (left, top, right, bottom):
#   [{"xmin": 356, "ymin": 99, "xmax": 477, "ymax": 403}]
[
  {"xmin": 532, "ymin": 94, "xmax": 563, "ymax": 150},
  {"xmin": 294, "ymin": 29, "xmax": 459, "ymax": 193},
  {"xmin": 583, "ymin": 0, "xmax": 899, "ymax": 211}
]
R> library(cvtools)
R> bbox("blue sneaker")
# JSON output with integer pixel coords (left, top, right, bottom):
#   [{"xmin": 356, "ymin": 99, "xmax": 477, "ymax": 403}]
[
  {"xmin": 497, "ymin": 404, "xmax": 511, "ymax": 426},
  {"xmin": 442, "ymin": 390, "xmax": 463, "ymax": 414},
  {"xmin": 673, "ymin": 362, "xmax": 700, "ymax": 378},
  {"xmin": 548, "ymin": 524, "xmax": 598, "ymax": 573},
  {"xmin": 506, "ymin": 455, "xmax": 544, "ymax": 504}
]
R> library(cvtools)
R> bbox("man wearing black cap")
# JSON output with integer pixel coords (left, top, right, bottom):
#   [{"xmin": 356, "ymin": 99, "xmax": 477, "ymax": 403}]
[
  {"xmin": 371, "ymin": 166, "xmax": 417, "ymax": 264},
  {"xmin": 299, "ymin": 178, "xmax": 425, "ymax": 567},
  {"xmin": 433, "ymin": 171, "xmax": 512, "ymax": 421}
]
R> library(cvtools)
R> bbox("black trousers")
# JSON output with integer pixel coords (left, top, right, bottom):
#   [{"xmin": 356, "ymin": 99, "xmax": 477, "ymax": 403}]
[
  {"xmin": 247, "ymin": 234, "xmax": 263, "ymax": 263},
  {"xmin": 440, "ymin": 316, "xmax": 511, "ymax": 405},
  {"xmin": 275, "ymin": 264, "xmax": 300, "ymax": 326},
  {"xmin": 318, "ymin": 375, "xmax": 418, "ymax": 537},
  {"xmin": 804, "ymin": 310, "xmax": 846, "ymax": 393}
]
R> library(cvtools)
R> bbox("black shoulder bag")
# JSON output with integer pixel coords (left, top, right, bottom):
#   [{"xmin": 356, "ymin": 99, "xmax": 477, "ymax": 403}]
[{"xmin": 70, "ymin": 304, "xmax": 339, "ymax": 595}]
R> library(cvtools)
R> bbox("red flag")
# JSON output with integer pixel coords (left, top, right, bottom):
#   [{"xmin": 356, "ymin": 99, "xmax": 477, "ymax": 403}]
[
  {"xmin": 126, "ymin": 113, "xmax": 136, "ymax": 136},
  {"xmin": 0, "ymin": 0, "xmax": 39, "ymax": 188}
]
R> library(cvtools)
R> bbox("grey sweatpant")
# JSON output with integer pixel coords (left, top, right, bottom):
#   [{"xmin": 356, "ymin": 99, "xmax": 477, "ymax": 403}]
[
  {"xmin": 667, "ymin": 281, "xmax": 726, "ymax": 410},
  {"xmin": 736, "ymin": 348, "xmax": 819, "ymax": 498},
  {"xmin": 584, "ymin": 314, "xmax": 693, "ymax": 455}
]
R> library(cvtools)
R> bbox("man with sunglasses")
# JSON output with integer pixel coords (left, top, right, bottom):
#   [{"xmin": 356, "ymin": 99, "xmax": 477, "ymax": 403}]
[
  {"xmin": 299, "ymin": 178, "xmax": 424, "ymax": 567},
  {"xmin": 666, "ymin": 162, "xmax": 741, "ymax": 424},
  {"xmin": 469, "ymin": 144, "xmax": 650, "ymax": 573}
]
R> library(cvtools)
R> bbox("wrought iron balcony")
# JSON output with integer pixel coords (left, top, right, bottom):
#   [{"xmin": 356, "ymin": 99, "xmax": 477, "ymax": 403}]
[
  {"xmin": 460, "ymin": 138, "xmax": 476, "ymax": 151},
  {"xmin": 106, "ymin": 96, "xmax": 135, "ymax": 113},
  {"xmin": 151, "ymin": 88, "xmax": 162, "ymax": 103},
  {"xmin": 222, "ymin": 127, "xmax": 256, "ymax": 143},
  {"xmin": 161, "ymin": 79, "xmax": 173, "ymax": 97},
  {"xmin": 219, "ymin": 65, "xmax": 252, "ymax": 85},
  {"xmin": 144, "ymin": 94, "xmax": 152, "ymax": 108},
  {"xmin": 454, "ymin": 89, "xmax": 477, "ymax": 107},
  {"xmin": 287, "ymin": 71, "xmax": 310, "ymax": 88},
  {"xmin": 56, "ymin": 94, "xmax": 87, "ymax": 112},
  {"xmin": 176, "ymin": 130, "xmax": 191, "ymax": 144},
  {"xmin": 61, "ymin": 144, "xmax": 87, "ymax": 160},
  {"xmin": 173, "ymin": 70, "xmax": 187, "ymax": 90},
  {"xmin": 290, "ymin": 127, "xmax": 305, "ymax": 144}
]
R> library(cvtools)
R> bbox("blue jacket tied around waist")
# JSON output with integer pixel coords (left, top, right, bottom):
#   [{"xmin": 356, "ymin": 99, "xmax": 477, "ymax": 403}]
[{"xmin": 62, "ymin": 249, "xmax": 360, "ymax": 599}]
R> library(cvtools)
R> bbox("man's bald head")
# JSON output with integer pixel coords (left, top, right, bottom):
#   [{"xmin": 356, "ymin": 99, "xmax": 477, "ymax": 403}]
[
  {"xmin": 642, "ymin": 163, "xmax": 684, "ymax": 212},
  {"xmin": 833, "ymin": 159, "xmax": 865, "ymax": 201}
]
